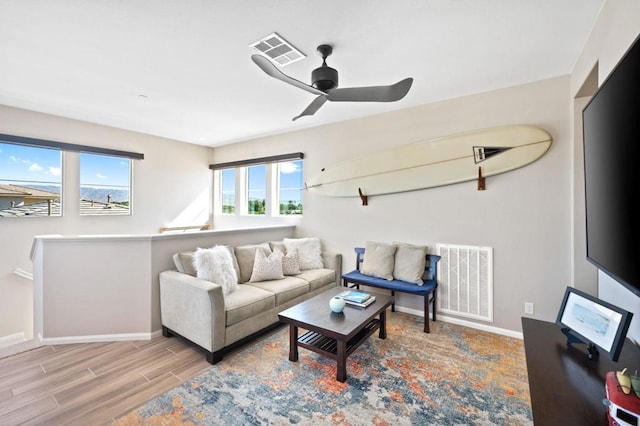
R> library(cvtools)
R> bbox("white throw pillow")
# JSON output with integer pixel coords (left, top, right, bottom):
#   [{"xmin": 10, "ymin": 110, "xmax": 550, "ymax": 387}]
[
  {"xmin": 283, "ymin": 237, "xmax": 324, "ymax": 270},
  {"xmin": 393, "ymin": 242, "xmax": 428, "ymax": 285},
  {"xmin": 360, "ymin": 241, "xmax": 396, "ymax": 281},
  {"xmin": 176, "ymin": 246, "xmax": 240, "ymax": 279},
  {"xmin": 250, "ymin": 250, "xmax": 285, "ymax": 282},
  {"xmin": 193, "ymin": 246, "xmax": 239, "ymax": 295},
  {"xmin": 281, "ymin": 249, "xmax": 301, "ymax": 276}
]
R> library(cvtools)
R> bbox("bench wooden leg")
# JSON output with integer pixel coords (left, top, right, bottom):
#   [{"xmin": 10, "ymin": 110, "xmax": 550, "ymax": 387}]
[
  {"xmin": 391, "ymin": 290, "xmax": 395, "ymax": 312},
  {"xmin": 423, "ymin": 295, "xmax": 430, "ymax": 333},
  {"xmin": 423, "ymin": 289, "xmax": 437, "ymax": 333},
  {"xmin": 432, "ymin": 289, "xmax": 437, "ymax": 322}
]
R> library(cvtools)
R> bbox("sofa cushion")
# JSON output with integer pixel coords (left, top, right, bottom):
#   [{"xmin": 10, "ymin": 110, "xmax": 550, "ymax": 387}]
[
  {"xmin": 175, "ymin": 252, "xmax": 197, "ymax": 276},
  {"xmin": 234, "ymin": 243, "xmax": 272, "ymax": 283},
  {"xmin": 295, "ymin": 268, "xmax": 336, "ymax": 291},
  {"xmin": 361, "ymin": 241, "xmax": 397, "ymax": 281},
  {"xmin": 250, "ymin": 250, "xmax": 284, "ymax": 282},
  {"xmin": 393, "ymin": 242, "xmax": 428, "ymax": 285},
  {"xmin": 246, "ymin": 277, "xmax": 309, "ymax": 306},
  {"xmin": 342, "ymin": 269, "xmax": 436, "ymax": 295},
  {"xmin": 193, "ymin": 246, "xmax": 239, "ymax": 295},
  {"xmin": 269, "ymin": 240, "xmax": 286, "ymax": 253},
  {"xmin": 283, "ymin": 237, "xmax": 323, "ymax": 270},
  {"xmin": 224, "ymin": 285, "xmax": 276, "ymax": 326}
]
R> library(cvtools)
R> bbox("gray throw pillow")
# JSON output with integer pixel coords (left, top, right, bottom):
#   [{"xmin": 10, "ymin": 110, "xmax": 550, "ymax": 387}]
[
  {"xmin": 360, "ymin": 241, "xmax": 396, "ymax": 281},
  {"xmin": 283, "ymin": 237, "xmax": 324, "ymax": 270},
  {"xmin": 393, "ymin": 242, "xmax": 428, "ymax": 285}
]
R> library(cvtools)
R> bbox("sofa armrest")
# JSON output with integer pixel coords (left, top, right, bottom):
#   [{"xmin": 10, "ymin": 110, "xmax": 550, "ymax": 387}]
[
  {"xmin": 159, "ymin": 270, "xmax": 226, "ymax": 353},
  {"xmin": 322, "ymin": 251, "xmax": 342, "ymax": 286}
]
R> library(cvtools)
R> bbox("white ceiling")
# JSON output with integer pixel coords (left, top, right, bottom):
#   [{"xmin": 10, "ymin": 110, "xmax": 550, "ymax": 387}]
[{"xmin": 0, "ymin": 0, "xmax": 604, "ymax": 147}]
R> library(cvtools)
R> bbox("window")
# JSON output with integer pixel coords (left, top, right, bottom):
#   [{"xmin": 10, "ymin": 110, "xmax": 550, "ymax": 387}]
[
  {"xmin": 0, "ymin": 142, "xmax": 62, "ymax": 217},
  {"xmin": 211, "ymin": 153, "xmax": 303, "ymax": 219},
  {"xmin": 278, "ymin": 160, "xmax": 303, "ymax": 215},
  {"xmin": 247, "ymin": 164, "xmax": 266, "ymax": 215},
  {"xmin": 80, "ymin": 153, "xmax": 131, "ymax": 215},
  {"xmin": 221, "ymin": 168, "xmax": 235, "ymax": 214}
]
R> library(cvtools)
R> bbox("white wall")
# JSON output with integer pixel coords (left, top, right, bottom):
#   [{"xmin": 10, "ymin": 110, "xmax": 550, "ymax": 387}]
[
  {"xmin": 30, "ymin": 226, "xmax": 295, "ymax": 342},
  {"xmin": 212, "ymin": 75, "xmax": 572, "ymax": 333},
  {"xmin": 571, "ymin": 95, "xmax": 598, "ymax": 295},
  {"xmin": 0, "ymin": 105, "xmax": 213, "ymax": 341},
  {"xmin": 570, "ymin": 0, "xmax": 640, "ymax": 342}
]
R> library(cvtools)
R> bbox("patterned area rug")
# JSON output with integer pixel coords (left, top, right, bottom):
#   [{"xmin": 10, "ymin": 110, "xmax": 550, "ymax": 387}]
[{"xmin": 116, "ymin": 312, "xmax": 532, "ymax": 425}]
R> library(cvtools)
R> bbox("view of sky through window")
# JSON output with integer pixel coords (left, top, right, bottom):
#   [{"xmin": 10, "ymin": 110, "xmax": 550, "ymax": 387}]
[
  {"xmin": 0, "ymin": 142, "xmax": 62, "ymax": 187},
  {"xmin": 0, "ymin": 142, "xmax": 62, "ymax": 217},
  {"xmin": 279, "ymin": 160, "xmax": 303, "ymax": 215},
  {"xmin": 80, "ymin": 153, "xmax": 131, "ymax": 215},
  {"xmin": 247, "ymin": 164, "xmax": 266, "ymax": 215},
  {"xmin": 221, "ymin": 168, "xmax": 235, "ymax": 214},
  {"xmin": 219, "ymin": 160, "xmax": 303, "ymax": 217}
]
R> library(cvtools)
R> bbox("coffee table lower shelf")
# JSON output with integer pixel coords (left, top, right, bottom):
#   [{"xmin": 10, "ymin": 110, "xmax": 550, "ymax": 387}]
[{"xmin": 298, "ymin": 319, "xmax": 380, "ymax": 360}]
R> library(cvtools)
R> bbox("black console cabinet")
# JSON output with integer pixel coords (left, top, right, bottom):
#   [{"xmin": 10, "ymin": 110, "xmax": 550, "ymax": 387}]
[{"xmin": 522, "ymin": 317, "xmax": 640, "ymax": 425}]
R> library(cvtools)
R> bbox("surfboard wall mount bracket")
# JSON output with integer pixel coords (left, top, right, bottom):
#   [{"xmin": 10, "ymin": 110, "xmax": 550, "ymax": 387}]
[
  {"xmin": 477, "ymin": 167, "xmax": 486, "ymax": 191},
  {"xmin": 358, "ymin": 187, "xmax": 368, "ymax": 206}
]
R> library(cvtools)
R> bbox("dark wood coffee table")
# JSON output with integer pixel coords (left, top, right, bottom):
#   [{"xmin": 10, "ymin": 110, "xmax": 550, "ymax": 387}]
[{"xmin": 278, "ymin": 287, "xmax": 394, "ymax": 382}]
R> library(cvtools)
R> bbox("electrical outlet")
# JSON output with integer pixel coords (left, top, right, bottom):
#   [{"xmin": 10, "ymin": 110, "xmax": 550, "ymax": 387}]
[{"xmin": 524, "ymin": 302, "xmax": 535, "ymax": 315}]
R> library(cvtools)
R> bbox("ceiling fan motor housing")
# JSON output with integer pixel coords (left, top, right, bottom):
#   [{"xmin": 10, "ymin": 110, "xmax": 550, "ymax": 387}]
[
  {"xmin": 312, "ymin": 44, "xmax": 338, "ymax": 92},
  {"xmin": 312, "ymin": 66, "xmax": 338, "ymax": 92}
]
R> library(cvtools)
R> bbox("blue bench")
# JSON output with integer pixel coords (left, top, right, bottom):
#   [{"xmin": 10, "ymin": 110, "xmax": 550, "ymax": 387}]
[{"xmin": 341, "ymin": 247, "xmax": 441, "ymax": 333}]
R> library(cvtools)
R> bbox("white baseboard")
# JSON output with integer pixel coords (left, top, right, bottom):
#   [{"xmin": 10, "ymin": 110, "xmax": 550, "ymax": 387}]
[
  {"xmin": 0, "ymin": 332, "xmax": 27, "ymax": 348},
  {"xmin": 394, "ymin": 306, "xmax": 524, "ymax": 340},
  {"xmin": 39, "ymin": 331, "xmax": 157, "ymax": 345},
  {"xmin": 0, "ymin": 338, "xmax": 41, "ymax": 359}
]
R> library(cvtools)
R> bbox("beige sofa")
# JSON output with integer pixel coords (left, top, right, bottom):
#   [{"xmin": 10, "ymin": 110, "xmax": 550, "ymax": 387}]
[{"xmin": 159, "ymin": 239, "xmax": 341, "ymax": 364}]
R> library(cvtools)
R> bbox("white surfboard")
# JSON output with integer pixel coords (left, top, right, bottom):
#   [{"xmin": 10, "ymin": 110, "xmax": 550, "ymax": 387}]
[{"xmin": 306, "ymin": 125, "xmax": 552, "ymax": 197}]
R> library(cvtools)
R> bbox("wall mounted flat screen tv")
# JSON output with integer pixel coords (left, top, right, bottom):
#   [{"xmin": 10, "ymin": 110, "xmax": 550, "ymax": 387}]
[{"xmin": 582, "ymin": 34, "xmax": 640, "ymax": 297}]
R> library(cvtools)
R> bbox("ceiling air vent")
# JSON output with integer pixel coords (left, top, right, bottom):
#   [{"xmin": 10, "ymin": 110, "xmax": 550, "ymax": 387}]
[{"xmin": 250, "ymin": 32, "xmax": 305, "ymax": 67}]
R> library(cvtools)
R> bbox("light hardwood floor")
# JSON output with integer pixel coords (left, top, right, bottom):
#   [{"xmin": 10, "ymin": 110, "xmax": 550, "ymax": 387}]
[{"xmin": 0, "ymin": 336, "xmax": 211, "ymax": 425}]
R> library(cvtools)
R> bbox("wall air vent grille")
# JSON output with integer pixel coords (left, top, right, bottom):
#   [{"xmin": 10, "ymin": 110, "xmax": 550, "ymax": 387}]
[
  {"xmin": 437, "ymin": 243, "xmax": 494, "ymax": 322},
  {"xmin": 250, "ymin": 32, "xmax": 305, "ymax": 67}
]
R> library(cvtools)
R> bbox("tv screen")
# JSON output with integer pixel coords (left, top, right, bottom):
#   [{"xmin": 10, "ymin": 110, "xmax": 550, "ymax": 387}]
[{"xmin": 582, "ymin": 35, "xmax": 640, "ymax": 296}]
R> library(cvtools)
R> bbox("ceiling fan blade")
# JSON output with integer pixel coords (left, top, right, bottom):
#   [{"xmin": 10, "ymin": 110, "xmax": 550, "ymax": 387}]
[
  {"xmin": 292, "ymin": 95, "xmax": 328, "ymax": 121},
  {"xmin": 251, "ymin": 55, "xmax": 325, "ymax": 96},
  {"xmin": 326, "ymin": 77, "xmax": 413, "ymax": 102}
]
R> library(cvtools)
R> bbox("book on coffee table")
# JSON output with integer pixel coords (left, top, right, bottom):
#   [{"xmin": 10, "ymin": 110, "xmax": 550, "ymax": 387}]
[
  {"xmin": 344, "ymin": 295, "xmax": 376, "ymax": 308},
  {"xmin": 338, "ymin": 290, "xmax": 371, "ymax": 304},
  {"xmin": 338, "ymin": 290, "xmax": 376, "ymax": 307}
]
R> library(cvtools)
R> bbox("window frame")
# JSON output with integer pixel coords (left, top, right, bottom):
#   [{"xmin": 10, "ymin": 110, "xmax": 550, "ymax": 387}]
[
  {"xmin": 220, "ymin": 167, "xmax": 236, "ymax": 215},
  {"xmin": 212, "ymin": 153, "xmax": 304, "ymax": 220},
  {"xmin": 0, "ymin": 134, "xmax": 143, "ymax": 219},
  {"xmin": 275, "ymin": 159, "xmax": 303, "ymax": 216},
  {"xmin": 79, "ymin": 152, "xmax": 133, "ymax": 216},
  {"xmin": 0, "ymin": 141, "xmax": 63, "ymax": 218},
  {"xmin": 245, "ymin": 164, "xmax": 267, "ymax": 216}
]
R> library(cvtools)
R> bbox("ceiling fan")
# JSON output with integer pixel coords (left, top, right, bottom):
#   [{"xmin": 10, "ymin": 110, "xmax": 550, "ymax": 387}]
[{"xmin": 251, "ymin": 44, "xmax": 413, "ymax": 121}]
